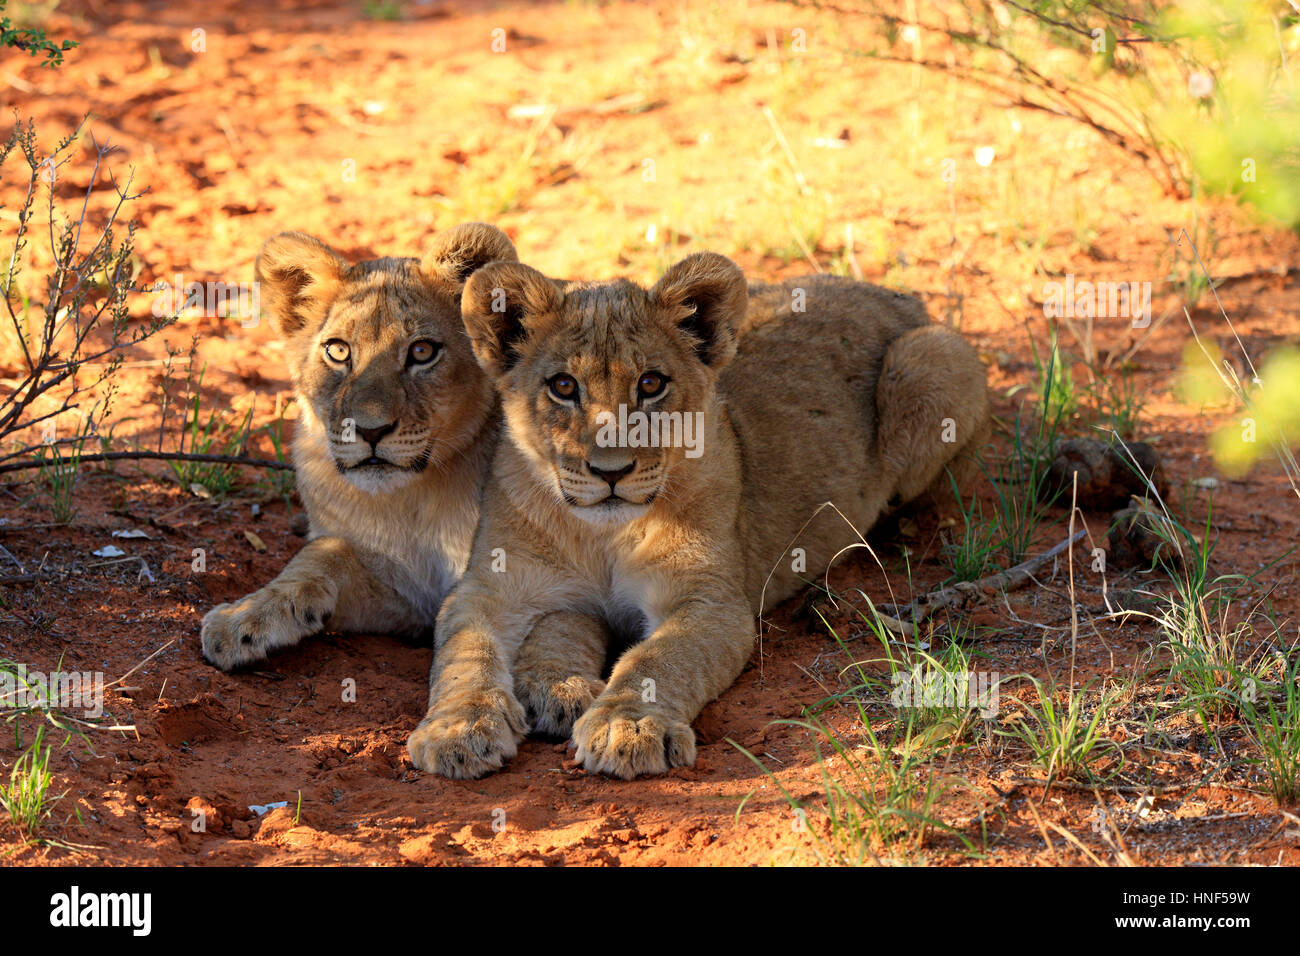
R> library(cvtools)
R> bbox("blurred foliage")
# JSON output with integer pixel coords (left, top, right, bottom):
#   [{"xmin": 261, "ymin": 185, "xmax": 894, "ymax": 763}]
[
  {"xmin": 1158, "ymin": 1, "xmax": 1300, "ymax": 229},
  {"xmin": 820, "ymin": 0, "xmax": 1300, "ymax": 228},
  {"xmin": 1179, "ymin": 342, "xmax": 1300, "ymax": 477},
  {"xmin": 0, "ymin": 0, "xmax": 76, "ymax": 67}
]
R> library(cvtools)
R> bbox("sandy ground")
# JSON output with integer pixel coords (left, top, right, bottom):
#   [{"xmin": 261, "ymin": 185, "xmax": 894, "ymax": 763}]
[{"xmin": 0, "ymin": 0, "xmax": 1297, "ymax": 865}]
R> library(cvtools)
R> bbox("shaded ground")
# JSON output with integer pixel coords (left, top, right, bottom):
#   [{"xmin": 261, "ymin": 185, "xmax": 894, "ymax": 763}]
[{"xmin": 0, "ymin": 0, "xmax": 1297, "ymax": 865}]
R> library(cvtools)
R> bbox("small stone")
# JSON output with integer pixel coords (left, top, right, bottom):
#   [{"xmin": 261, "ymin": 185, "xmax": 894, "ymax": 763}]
[
  {"xmin": 1046, "ymin": 438, "xmax": 1165, "ymax": 509},
  {"xmin": 184, "ymin": 796, "xmax": 223, "ymax": 832},
  {"xmin": 1108, "ymin": 498, "xmax": 1189, "ymax": 569}
]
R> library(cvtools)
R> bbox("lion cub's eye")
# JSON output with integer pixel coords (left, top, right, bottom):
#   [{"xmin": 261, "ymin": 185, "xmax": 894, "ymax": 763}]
[
  {"xmin": 407, "ymin": 340, "xmax": 441, "ymax": 366},
  {"xmin": 548, "ymin": 374, "xmax": 579, "ymax": 402},
  {"xmin": 323, "ymin": 340, "xmax": 350, "ymax": 364},
  {"xmin": 637, "ymin": 372, "xmax": 667, "ymax": 399}
]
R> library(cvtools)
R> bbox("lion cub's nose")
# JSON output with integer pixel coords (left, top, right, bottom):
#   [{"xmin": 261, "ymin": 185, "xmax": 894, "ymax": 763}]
[
  {"xmin": 586, "ymin": 461, "xmax": 634, "ymax": 489},
  {"xmin": 355, "ymin": 422, "xmax": 397, "ymax": 447}
]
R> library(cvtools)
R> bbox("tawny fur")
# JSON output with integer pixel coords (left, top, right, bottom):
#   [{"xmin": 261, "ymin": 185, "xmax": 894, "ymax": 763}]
[
  {"xmin": 200, "ymin": 224, "xmax": 512, "ymax": 670},
  {"xmin": 407, "ymin": 253, "xmax": 990, "ymax": 779}
]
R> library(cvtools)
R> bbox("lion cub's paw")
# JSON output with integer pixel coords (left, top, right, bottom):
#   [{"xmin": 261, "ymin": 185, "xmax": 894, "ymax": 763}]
[
  {"xmin": 515, "ymin": 671, "xmax": 605, "ymax": 738},
  {"xmin": 407, "ymin": 688, "xmax": 528, "ymax": 779},
  {"xmin": 571, "ymin": 700, "xmax": 696, "ymax": 779},
  {"xmin": 200, "ymin": 581, "xmax": 333, "ymax": 671}
]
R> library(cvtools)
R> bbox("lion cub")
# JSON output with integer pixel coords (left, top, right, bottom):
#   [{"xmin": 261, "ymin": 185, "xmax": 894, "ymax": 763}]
[
  {"xmin": 406, "ymin": 253, "xmax": 989, "ymax": 779},
  {"xmin": 201, "ymin": 224, "xmax": 513, "ymax": 670}
]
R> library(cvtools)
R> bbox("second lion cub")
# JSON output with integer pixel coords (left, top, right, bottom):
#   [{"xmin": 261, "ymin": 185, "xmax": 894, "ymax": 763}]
[{"xmin": 407, "ymin": 253, "xmax": 989, "ymax": 779}]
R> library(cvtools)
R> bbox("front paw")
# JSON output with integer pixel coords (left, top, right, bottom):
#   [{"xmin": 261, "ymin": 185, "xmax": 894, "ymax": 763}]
[
  {"xmin": 407, "ymin": 688, "xmax": 528, "ymax": 779},
  {"xmin": 514, "ymin": 670, "xmax": 605, "ymax": 737},
  {"xmin": 571, "ymin": 698, "xmax": 696, "ymax": 780},
  {"xmin": 200, "ymin": 581, "xmax": 333, "ymax": 671}
]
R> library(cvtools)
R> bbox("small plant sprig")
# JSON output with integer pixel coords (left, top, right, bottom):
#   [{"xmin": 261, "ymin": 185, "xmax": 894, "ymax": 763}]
[
  {"xmin": 0, "ymin": 118, "xmax": 175, "ymax": 475},
  {"xmin": 166, "ymin": 361, "xmax": 256, "ymax": 497},
  {"xmin": 255, "ymin": 398, "xmax": 297, "ymax": 510},
  {"xmin": 0, "ymin": 725, "xmax": 67, "ymax": 842},
  {"xmin": 0, "ymin": 0, "xmax": 77, "ymax": 68},
  {"xmin": 998, "ymin": 676, "xmax": 1125, "ymax": 784},
  {"xmin": 1239, "ymin": 653, "xmax": 1300, "ymax": 805},
  {"xmin": 34, "ymin": 416, "xmax": 90, "ymax": 524},
  {"xmin": 941, "ymin": 472, "xmax": 1002, "ymax": 583}
]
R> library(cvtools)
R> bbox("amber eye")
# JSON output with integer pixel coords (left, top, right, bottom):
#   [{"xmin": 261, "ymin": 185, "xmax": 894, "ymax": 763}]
[
  {"xmin": 323, "ymin": 339, "xmax": 350, "ymax": 364},
  {"xmin": 408, "ymin": 340, "xmax": 440, "ymax": 366},
  {"xmin": 548, "ymin": 374, "xmax": 579, "ymax": 401},
  {"xmin": 637, "ymin": 372, "xmax": 667, "ymax": 399}
]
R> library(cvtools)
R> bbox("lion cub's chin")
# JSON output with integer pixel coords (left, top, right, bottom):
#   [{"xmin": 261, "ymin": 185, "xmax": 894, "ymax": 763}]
[
  {"xmin": 567, "ymin": 497, "xmax": 653, "ymax": 526},
  {"xmin": 338, "ymin": 462, "xmax": 422, "ymax": 495}
]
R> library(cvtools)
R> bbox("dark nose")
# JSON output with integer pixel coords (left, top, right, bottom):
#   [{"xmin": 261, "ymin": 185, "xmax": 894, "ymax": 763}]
[
  {"xmin": 586, "ymin": 461, "xmax": 634, "ymax": 489},
  {"xmin": 355, "ymin": 422, "xmax": 397, "ymax": 447}
]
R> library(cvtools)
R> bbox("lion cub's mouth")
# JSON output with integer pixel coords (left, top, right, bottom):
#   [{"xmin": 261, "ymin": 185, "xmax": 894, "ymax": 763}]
[
  {"xmin": 337, "ymin": 449, "xmax": 431, "ymax": 474},
  {"xmin": 562, "ymin": 490, "xmax": 658, "ymax": 526},
  {"xmin": 561, "ymin": 488, "xmax": 658, "ymax": 507},
  {"xmin": 333, "ymin": 456, "xmax": 426, "ymax": 491},
  {"xmin": 340, "ymin": 455, "xmax": 399, "ymax": 472},
  {"xmin": 333, "ymin": 450, "xmax": 431, "ymax": 495},
  {"xmin": 599, "ymin": 491, "xmax": 656, "ymax": 506}
]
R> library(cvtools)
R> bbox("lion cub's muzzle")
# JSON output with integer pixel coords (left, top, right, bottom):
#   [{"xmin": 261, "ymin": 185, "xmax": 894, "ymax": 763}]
[
  {"xmin": 330, "ymin": 418, "xmax": 432, "ymax": 488},
  {"xmin": 555, "ymin": 456, "xmax": 665, "ymax": 517}
]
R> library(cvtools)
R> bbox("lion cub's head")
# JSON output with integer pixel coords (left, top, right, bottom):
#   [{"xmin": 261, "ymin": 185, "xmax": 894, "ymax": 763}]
[
  {"xmin": 257, "ymin": 223, "xmax": 515, "ymax": 494},
  {"xmin": 462, "ymin": 253, "xmax": 747, "ymax": 525}
]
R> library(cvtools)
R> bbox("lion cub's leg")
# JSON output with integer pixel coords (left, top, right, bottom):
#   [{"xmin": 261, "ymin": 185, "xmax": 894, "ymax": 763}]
[
  {"xmin": 201, "ymin": 536, "xmax": 422, "ymax": 671},
  {"xmin": 406, "ymin": 585, "xmax": 533, "ymax": 779},
  {"xmin": 513, "ymin": 611, "xmax": 610, "ymax": 737},
  {"xmin": 874, "ymin": 324, "xmax": 990, "ymax": 506},
  {"xmin": 571, "ymin": 595, "xmax": 754, "ymax": 779}
]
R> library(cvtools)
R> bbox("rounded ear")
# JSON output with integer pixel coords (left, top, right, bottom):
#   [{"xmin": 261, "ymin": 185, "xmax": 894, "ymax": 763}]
[
  {"xmin": 462, "ymin": 261, "xmax": 562, "ymax": 378},
  {"xmin": 422, "ymin": 222, "xmax": 518, "ymax": 286},
  {"xmin": 254, "ymin": 232, "xmax": 348, "ymax": 337},
  {"xmin": 648, "ymin": 252, "xmax": 747, "ymax": 368}
]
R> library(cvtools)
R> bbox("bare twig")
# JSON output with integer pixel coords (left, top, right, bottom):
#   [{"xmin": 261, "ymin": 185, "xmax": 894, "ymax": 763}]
[
  {"xmin": 0, "ymin": 449, "xmax": 292, "ymax": 477},
  {"xmin": 875, "ymin": 529, "xmax": 1088, "ymax": 632}
]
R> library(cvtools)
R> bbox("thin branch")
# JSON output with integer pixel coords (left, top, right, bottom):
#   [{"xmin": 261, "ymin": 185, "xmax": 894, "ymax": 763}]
[
  {"xmin": 0, "ymin": 450, "xmax": 292, "ymax": 477},
  {"xmin": 875, "ymin": 529, "xmax": 1089, "ymax": 632}
]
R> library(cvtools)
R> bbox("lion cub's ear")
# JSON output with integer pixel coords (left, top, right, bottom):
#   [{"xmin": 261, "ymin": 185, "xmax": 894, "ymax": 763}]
[
  {"xmin": 422, "ymin": 222, "xmax": 518, "ymax": 286},
  {"xmin": 255, "ymin": 232, "xmax": 348, "ymax": 338},
  {"xmin": 461, "ymin": 261, "xmax": 562, "ymax": 378},
  {"xmin": 648, "ymin": 252, "xmax": 746, "ymax": 368}
]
